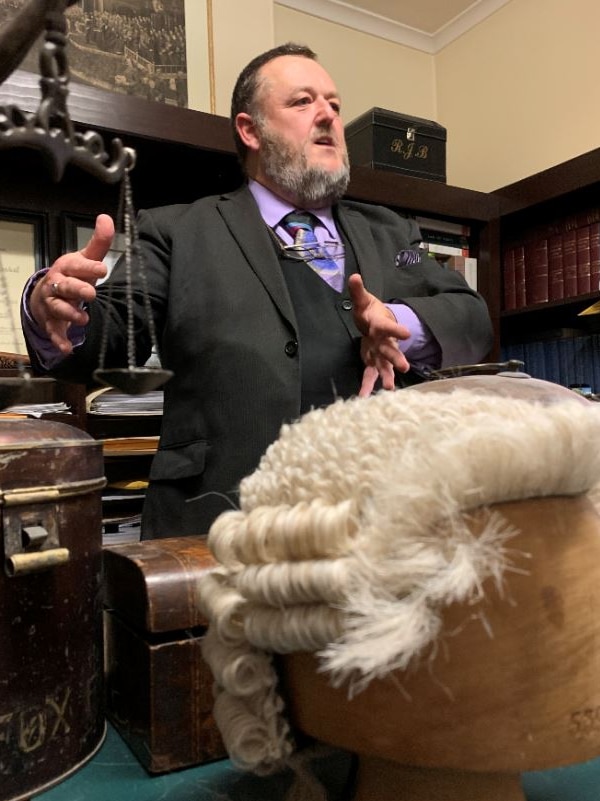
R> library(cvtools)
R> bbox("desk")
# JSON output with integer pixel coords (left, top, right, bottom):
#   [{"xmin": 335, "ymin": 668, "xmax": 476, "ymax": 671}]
[{"xmin": 31, "ymin": 723, "xmax": 600, "ymax": 801}]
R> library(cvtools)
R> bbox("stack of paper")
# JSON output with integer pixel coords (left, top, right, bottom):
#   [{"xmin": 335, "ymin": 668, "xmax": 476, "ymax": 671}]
[
  {"xmin": 87, "ymin": 388, "xmax": 164, "ymax": 416},
  {"xmin": 2, "ymin": 401, "xmax": 71, "ymax": 418}
]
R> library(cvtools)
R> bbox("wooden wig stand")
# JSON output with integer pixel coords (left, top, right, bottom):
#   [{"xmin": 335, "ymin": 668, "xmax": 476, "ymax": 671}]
[{"xmin": 281, "ymin": 493, "xmax": 600, "ymax": 800}]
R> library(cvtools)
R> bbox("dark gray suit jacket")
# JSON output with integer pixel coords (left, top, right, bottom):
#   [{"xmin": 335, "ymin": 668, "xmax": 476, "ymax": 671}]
[{"xmin": 41, "ymin": 185, "xmax": 493, "ymax": 537}]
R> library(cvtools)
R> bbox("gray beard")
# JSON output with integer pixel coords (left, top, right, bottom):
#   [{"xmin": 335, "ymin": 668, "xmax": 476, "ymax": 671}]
[{"xmin": 259, "ymin": 127, "xmax": 350, "ymax": 208}]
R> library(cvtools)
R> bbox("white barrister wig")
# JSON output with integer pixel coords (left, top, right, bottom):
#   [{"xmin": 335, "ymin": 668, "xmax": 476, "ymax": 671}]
[{"xmin": 197, "ymin": 384, "xmax": 600, "ymax": 780}]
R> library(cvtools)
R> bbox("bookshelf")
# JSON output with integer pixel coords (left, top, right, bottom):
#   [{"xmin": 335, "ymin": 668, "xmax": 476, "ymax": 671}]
[{"xmin": 496, "ymin": 147, "xmax": 600, "ymax": 391}]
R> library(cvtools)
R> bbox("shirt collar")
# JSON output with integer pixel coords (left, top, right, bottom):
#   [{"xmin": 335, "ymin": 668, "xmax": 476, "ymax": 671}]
[{"xmin": 248, "ymin": 179, "xmax": 337, "ymax": 238}]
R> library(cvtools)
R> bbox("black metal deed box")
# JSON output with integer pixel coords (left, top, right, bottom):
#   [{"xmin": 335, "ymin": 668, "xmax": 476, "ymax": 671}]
[{"xmin": 345, "ymin": 107, "xmax": 447, "ymax": 183}]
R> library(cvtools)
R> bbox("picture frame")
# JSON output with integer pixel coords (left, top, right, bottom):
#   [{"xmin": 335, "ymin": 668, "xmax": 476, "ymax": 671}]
[
  {"xmin": 0, "ymin": 210, "xmax": 46, "ymax": 355},
  {"xmin": 12, "ymin": 0, "xmax": 193, "ymax": 109}
]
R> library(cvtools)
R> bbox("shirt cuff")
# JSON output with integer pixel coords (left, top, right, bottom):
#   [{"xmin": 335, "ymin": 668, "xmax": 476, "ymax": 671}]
[
  {"xmin": 386, "ymin": 303, "xmax": 442, "ymax": 371},
  {"xmin": 21, "ymin": 269, "xmax": 86, "ymax": 370}
]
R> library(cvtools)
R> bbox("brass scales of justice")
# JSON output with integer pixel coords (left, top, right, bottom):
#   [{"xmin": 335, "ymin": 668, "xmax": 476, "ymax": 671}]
[{"xmin": 0, "ymin": 0, "xmax": 173, "ymax": 408}]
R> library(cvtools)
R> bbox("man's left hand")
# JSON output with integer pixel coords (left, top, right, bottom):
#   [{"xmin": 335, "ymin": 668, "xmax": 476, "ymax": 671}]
[{"xmin": 348, "ymin": 273, "xmax": 410, "ymax": 397}]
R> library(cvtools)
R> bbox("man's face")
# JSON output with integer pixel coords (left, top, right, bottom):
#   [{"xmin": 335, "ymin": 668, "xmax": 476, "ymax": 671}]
[{"xmin": 251, "ymin": 56, "xmax": 350, "ymax": 207}]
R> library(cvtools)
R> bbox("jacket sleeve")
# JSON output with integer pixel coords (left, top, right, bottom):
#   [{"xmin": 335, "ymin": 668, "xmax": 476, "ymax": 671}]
[{"xmin": 340, "ymin": 201, "xmax": 494, "ymax": 369}]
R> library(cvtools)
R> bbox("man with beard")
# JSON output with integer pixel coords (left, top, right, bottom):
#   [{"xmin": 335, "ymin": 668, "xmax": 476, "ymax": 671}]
[{"xmin": 21, "ymin": 43, "xmax": 493, "ymax": 539}]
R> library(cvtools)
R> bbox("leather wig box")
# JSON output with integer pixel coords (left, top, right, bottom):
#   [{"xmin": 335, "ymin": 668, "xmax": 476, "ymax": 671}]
[
  {"xmin": 102, "ymin": 536, "xmax": 226, "ymax": 773},
  {"xmin": 345, "ymin": 107, "xmax": 447, "ymax": 183}
]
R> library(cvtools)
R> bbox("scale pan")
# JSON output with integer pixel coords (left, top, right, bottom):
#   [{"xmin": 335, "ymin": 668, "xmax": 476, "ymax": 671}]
[{"xmin": 93, "ymin": 367, "xmax": 173, "ymax": 395}]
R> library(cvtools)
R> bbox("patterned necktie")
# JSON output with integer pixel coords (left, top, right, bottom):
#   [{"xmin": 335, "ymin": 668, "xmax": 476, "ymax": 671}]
[{"xmin": 281, "ymin": 211, "xmax": 344, "ymax": 293}]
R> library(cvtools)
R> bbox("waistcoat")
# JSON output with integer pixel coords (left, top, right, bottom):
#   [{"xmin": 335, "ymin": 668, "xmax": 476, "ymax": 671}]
[{"xmin": 275, "ymin": 228, "xmax": 363, "ymax": 413}]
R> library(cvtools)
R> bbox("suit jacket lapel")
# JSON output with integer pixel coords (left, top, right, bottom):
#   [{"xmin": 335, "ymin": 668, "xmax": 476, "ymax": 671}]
[
  {"xmin": 335, "ymin": 204, "xmax": 384, "ymax": 298},
  {"xmin": 217, "ymin": 188, "xmax": 384, "ymax": 318},
  {"xmin": 217, "ymin": 186, "xmax": 298, "ymax": 330}
]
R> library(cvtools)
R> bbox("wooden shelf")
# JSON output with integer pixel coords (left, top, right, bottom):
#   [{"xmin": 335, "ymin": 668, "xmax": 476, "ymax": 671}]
[
  {"xmin": 0, "ymin": 70, "xmax": 243, "ymax": 231},
  {"xmin": 496, "ymin": 146, "xmax": 600, "ymax": 215},
  {"xmin": 348, "ymin": 164, "xmax": 500, "ymax": 223},
  {"xmin": 0, "ymin": 69, "xmax": 235, "ymax": 155},
  {"xmin": 500, "ymin": 294, "xmax": 600, "ymax": 344}
]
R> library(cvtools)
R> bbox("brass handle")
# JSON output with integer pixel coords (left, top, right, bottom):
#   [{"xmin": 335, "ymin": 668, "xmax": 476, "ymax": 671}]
[
  {"xmin": 0, "ymin": 476, "xmax": 106, "ymax": 506},
  {"xmin": 6, "ymin": 547, "xmax": 70, "ymax": 577}
]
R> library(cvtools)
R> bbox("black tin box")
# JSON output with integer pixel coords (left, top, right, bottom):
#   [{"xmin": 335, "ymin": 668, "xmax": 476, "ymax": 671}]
[{"xmin": 345, "ymin": 107, "xmax": 447, "ymax": 183}]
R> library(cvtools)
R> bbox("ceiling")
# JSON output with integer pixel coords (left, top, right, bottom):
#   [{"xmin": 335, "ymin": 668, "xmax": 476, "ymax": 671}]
[
  {"xmin": 278, "ymin": 0, "xmax": 512, "ymax": 53},
  {"xmin": 332, "ymin": 0, "xmax": 493, "ymax": 35}
]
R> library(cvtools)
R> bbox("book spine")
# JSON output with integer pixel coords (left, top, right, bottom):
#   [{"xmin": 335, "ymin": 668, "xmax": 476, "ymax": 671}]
[
  {"xmin": 503, "ymin": 248, "xmax": 516, "ymax": 310},
  {"xmin": 415, "ymin": 215, "xmax": 471, "ymax": 237},
  {"xmin": 543, "ymin": 338, "xmax": 560, "ymax": 385},
  {"xmin": 423, "ymin": 241, "xmax": 469, "ymax": 257},
  {"xmin": 522, "ymin": 340, "xmax": 546, "ymax": 380},
  {"xmin": 572, "ymin": 335, "xmax": 594, "ymax": 388},
  {"xmin": 562, "ymin": 229, "xmax": 578, "ymax": 298},
  {"xmin": 445, "ymin": 255, "xmax": 477, "ymax": 291},
  {"xmin": 590, "ymin": 221, "xmax": 600, "ymax": 293},
  {"xmin": 561, "ymin": 336, "xmax": 581, "ymax": 387},
  {"xmin": 514, "ymin": 245, "xmax": 527, "ymax": 308},
  {"xmin": 463, "ymin": 257, "xmax": 477, "ymax": 291},
  {"xmin": 525, "ymin": 238, "xmax": 549, "ymax": 305},
  {"xmin": 420, "ymin": 229, "xmax": 470, "ymax": 248},
  {"xmin": 576, "ymin": 225, "xmax": 591, "ymax": 295},
  {"xmin": 547, "ymin": 233, "xmax": 564, "ymax": 301},
  {"xmin": 593, "ymin": 334, "xmax": 600, "ymax": 393}
]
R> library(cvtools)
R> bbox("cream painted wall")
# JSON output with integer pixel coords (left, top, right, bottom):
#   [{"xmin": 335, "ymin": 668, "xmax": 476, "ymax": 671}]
[
  {"xmin": 209, "ymin": 0, "xmax": 274, "ymax": 115},
  {"xmin": 191, "ymin": 3, "xmax": 436, "ymax": 126},
  {"xmin": 273, "ymin": 6, "xmax": 437, "ymax": 129},
  {"xmin": 183, "ymin": 0, "xmax": 210, "ymax": 112},
  {"xmin": 437, "ymin": 0, "xmax": 600, "ymax": 191}
]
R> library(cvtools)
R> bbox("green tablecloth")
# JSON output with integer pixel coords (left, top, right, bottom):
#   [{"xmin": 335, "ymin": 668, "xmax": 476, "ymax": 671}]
[
  {"xmin": 31, "ymin": 724, "xmax": 600, "ymax": 801},
  {"xmin": 32, "ymin": 724, "xmax": 352, "ymax": 801}
]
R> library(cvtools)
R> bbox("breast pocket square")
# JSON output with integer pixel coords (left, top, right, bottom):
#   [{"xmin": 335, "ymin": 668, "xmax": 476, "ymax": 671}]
[{"xmin": 395, "ymin": 249, "xmax": 422, "ymax": 267}]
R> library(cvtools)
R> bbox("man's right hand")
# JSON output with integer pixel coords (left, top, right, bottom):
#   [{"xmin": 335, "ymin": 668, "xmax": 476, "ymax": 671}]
[{"xmin": 29, "ymin": 213, "xmax": 114, "ymax": 355}]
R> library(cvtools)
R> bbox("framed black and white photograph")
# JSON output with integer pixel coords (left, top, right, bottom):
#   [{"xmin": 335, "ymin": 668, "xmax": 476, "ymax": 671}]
[
  {"xmin": 0, "ymin": 210, "xmax": 46, "ymax": 355},
  {"xmin": 5, "ymin": 0, "xmax": 189, "ymax": 108}
]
